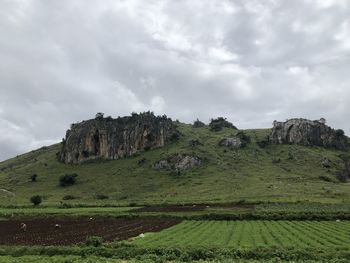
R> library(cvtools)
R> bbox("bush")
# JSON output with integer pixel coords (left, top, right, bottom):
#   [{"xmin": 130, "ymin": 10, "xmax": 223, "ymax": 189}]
[
  {"xmin": 170, "ymin": 132, "xmax": 180, "ymax": 142},
  {"xmin": 30, "ymin": 174, "xmax": 37, "ymax": 182},
  {"xmin": 85, "ymin": 236, "xmax": 103, "ymax": 247},
  {"xmin": 30, "ymin": 195, "xmax": 42, "ymax": 206},
  {"xmin": 318, "ymin": 175, "xmax": 333, "ymax": 182},
  {"xmin": 257, "ymin": 137, "xmax": 270, "ymax": 148},
  {"xmin": 59, "ymin": 173, "xmax": 78, "ymax": 187},
  {"xmin": 193, "ymin": 119, "xmax": 205, "ymax": 128},
  {"xmin": 209, "ymin": 117, "xmax": 237, "ymax": 132},
  {"xmin": 62, "ymin": 195, "xmax": 76, "ymax": 200},
  {"xmin": 236, "ymin": 131, "xmax": 251, "ymax": 147},
  {"xmin": 336, "ymin": 129, "xmax": 345, "ymax": 137},
  {"xmin": 95, "ymin": 194, "xmax": 109, "ymax": 200}
]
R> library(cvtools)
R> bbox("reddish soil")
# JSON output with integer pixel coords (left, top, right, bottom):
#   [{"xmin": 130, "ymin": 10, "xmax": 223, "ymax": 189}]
[
  {"xmin": 0, "ymin": 217, "xmax": 181, "ymax": 246},
  {"xmin": 133, "ymin": 203, "xmax": 255, "ymax": 212}
]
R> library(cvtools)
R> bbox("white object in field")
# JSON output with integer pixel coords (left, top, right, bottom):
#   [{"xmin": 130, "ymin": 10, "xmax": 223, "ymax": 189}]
[
  {"xmin": 55, "ymin": 224, "xmax": 61, "ymax": 228},
  {"xmin": 20, "ymin": 223, "xmax": 27, "ymax": 232},
  {"xmin": 139, "ymin": 233, "xmax": 145, "ymax": 238},
  {"xmin": 336, "ymin": 219, "xmax": 341, "ymax": 222}
]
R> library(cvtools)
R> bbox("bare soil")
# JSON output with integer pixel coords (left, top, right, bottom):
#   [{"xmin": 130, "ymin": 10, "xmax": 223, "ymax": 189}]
[{"xmin": 0, "ymin": 217, "xmax": 181, "ymax": 246}]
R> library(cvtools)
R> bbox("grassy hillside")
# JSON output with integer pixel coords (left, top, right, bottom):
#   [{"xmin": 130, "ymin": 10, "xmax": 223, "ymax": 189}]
[{"xmin": 0, "ymin": 123, "xmax": 349, "ymax": 206}]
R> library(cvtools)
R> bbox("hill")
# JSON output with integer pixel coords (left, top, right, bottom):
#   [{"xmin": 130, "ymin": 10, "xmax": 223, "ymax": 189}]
[{"xmin": 0, "ymin": 117, "xmax": 350, "ymax": 207}]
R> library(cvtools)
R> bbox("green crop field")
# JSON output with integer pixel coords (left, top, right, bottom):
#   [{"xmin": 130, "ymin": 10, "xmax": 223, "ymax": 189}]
[{"xmin": 134, "ymin": 220, "xmax": 350, "ymax": 249}]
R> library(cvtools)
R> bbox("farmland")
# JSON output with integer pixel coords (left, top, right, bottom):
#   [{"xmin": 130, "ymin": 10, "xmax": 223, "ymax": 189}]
[
  {"xmin": 134, "ymin": 220, "xmax": 350, "ymax": 249},
  {"xmin": 0, "ymin": 217, "xmax": 180, "ymax": 246}
]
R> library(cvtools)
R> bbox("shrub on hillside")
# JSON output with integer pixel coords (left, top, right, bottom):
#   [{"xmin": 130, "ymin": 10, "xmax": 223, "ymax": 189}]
[
  {"xmin": 236, "ymin": 131, "xmax": 251, "ymax": 147},
  {"xmin": 336, "ymin": 129, "xmax": 345, "ymax": 137},
  {"xmin": 95, "ymin": 194, "xmax": 109, "ymax": 200},
  {"xmin": 193, "ymin": 119, "xmax": 205, "ymax": 128},
  {"xmin": 59, "ymin": 173, "xmax": 78, "ymax": 187},
  {"xmin": 30, "ymin": 195, "xmax": 42, "ymax": 206},
  {"xmin": 62, "ymin": 195, "xmax": 76, "ymax": 200},
  {"xmin": 209, "ymin": 117, "xmax": 237, "ymax": 132},
  {"xmin": 257, "ymin": 136, "xmax": 270, "ymax": 148},
  {"xmin": 85, "ymin": 236, "xmax": 103, "ymax": 247},
  {"xmin": 30, "ymin": 174, "xmax": 37, "ymax": 182}
]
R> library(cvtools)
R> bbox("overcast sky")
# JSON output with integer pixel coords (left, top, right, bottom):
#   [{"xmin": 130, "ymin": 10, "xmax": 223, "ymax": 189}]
[{"xmin": 1, "ymin": 0, "xmax": 350, "ymax": 161}]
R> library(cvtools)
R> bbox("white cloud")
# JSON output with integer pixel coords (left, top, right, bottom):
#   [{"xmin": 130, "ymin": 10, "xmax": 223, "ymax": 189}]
[{"xmin": 0, "ymin": 0, "xmax": 350, "ymax": 160}]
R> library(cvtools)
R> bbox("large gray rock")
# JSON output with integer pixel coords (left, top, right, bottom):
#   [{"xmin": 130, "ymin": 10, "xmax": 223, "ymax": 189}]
[
  {"xmin": 219, "ymin": 137, "xmax": 242, "ymax": 148},
  {"xmin": 154, "ymin": 154, "xmax": 202, "ymax": 171},
  {"xmin": 270, "ymin": 118, "xmax": 349, "ymax": 150},
  {"xmin": 59, "ymin": 112, "xmax": 178, "ymax": 164}
]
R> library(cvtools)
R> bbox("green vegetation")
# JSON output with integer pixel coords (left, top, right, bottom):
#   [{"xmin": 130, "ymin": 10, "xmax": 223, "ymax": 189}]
[
  {"xmin": 0, "ymin": 206, "xmax": 135, "ymax": 217},
  {"xmin": 0, "ymin": 123, "xmax": 349, "ymax": 206},
  {"xmin": 0, "ymin": 255, "xmax": 346, "ymax": 263},
  {"xmin": 30, "ymin": 195, "xmax": 42, "ymax": 206},
  {"xmin": 0, "ymin": 243, "xmax": 349, "ymax": 262},
  {"xmin": 134, "ymin": 220, "xmax": 350, "ymax": 249}
]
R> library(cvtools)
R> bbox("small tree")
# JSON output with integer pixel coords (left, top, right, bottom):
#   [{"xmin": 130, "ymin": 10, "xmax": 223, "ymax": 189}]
[
  {"xmin": 59, "ymin": 173, "xmax": 78, "ymax": 187},
  {"xmin": 30, "ymin": 174, "xmax": 37, "ymax": 182},
  {"xmin": 193, "ymin": 118, "xmax": 205, "ymax": 128},
  {"xmin": 95, "ymin": 112, "xmax": 104, "ymax": 119},
  {"xmin": 209, "ymin": 117, "xmax": 237, "ymax": 132},
  {"xmin": 336, "ymin": 129, "xmax": 345, "ymax": 137},
  {"xmin": 30, "ymin": 195, "xmax": 42, "ymax": 206}
]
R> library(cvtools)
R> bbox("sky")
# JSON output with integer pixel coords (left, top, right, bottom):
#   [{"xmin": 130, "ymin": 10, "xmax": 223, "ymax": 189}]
[{"xmin": 1, "ymin": 0, "xmax": 350, "ymax": 161}]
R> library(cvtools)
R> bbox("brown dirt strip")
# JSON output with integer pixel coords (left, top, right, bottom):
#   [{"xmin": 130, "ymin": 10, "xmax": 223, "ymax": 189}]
[{"xmin": 0, "ymin": 217, "xmax": 181, "ymax": 246}]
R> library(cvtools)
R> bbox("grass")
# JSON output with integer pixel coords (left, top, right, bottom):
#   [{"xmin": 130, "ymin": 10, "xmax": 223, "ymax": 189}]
[
  {"xmin": 133, "ymin": 220, "xmax": 350, "ymax": 249},
  {"xmin": 0, "ymin": 123, "xmax": 349, "ymax": 206},
  {"xmin": 0, "ymin": 255, "xmax": 344, "ymax": 263},
  {"xmin": 0, "ymin": 207, "xmax": 136, "ymax": 217}
]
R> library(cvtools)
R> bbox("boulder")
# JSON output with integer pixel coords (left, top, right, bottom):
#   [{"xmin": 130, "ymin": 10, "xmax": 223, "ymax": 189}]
[
  {"xmin": 321, "ymin": 158, "xmax": 331, "ymax": 168},
  {"xmin": 219, "ymin": 137, "xmax": 242, "ymax": 148},
  {"xmin": 154, "ymin": 154, "xmax": 202, "ymax": 171}
]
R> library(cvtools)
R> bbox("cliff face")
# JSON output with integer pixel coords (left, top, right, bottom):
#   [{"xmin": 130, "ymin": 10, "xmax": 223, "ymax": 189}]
[
  {"xmin": 59, "ymin": 113, "xmax": 177, "ymax": 164},
  {"xmin": 270, "ymin": 118, "xmax": 349, "ymax": 150}
]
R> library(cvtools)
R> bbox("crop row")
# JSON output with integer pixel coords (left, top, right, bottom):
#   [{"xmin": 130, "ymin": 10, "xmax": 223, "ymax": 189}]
[{"xmin": 134, "ymin": 220, "xmax": 350, "ymax": 249}]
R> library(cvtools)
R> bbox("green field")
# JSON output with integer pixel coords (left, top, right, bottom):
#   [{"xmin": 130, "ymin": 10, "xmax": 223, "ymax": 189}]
[{"xmin": 134, "ymin": 220, "xmax": 350, "ymax": 249}]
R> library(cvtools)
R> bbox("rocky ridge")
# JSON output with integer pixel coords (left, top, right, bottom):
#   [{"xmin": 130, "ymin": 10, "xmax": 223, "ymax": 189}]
[
  {"xmin": 270, "ymin": 118, "xmax": 349, "ymax": 150},
  {"xmin": 59, "ymin": 112, "xmax": 178, "ymax": 164}
]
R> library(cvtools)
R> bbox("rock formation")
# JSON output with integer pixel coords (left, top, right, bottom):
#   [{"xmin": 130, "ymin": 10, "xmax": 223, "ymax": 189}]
[
  {"xmin": 270, "ymin": 118, "xmax": 349, "ymax": 150},
  {"xmin": 219, "ymin": 137, "xmax": 242, "ymax": 148},
  {"xmin": 154, "ymin": 154, "xmax": 202, "ymax": 171},
  {"xmin": 59, "ymin": 112, "xmax": 178, "ymax": 164}
]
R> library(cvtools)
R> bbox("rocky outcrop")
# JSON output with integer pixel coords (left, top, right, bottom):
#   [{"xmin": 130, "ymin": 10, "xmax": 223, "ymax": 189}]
[
  {"xmin": 154, "ymin": 154, "xmax": 202, "ymax": 171},
  {"xmin": 59, "ymin": 112, "xmax": 178, "ymax": 164},
  {"xmin": 219, "ymin": 137, "xmax": 242, "ymax": 148},
  {"xmin": 270, "ymin": 118, "xmax": 349, "ymax": 150}
]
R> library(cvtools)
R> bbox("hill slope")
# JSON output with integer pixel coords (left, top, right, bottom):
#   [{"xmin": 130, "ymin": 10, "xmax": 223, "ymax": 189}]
[{"xmin": 0, "ymin": 123, "xmax": 349, "ymax": 206}]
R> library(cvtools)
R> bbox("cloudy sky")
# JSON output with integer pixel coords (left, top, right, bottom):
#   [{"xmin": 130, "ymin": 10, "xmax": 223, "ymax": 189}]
[{"xmin": 1, "ymin": 0, "xmax": 350, "ymax": 161}]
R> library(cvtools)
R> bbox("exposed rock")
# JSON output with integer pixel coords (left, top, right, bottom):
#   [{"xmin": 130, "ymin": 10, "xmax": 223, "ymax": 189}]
[
  {"xmin": 154, "ymin": 154, "xmax": 202, "ymax": 171},
  {"xmin": 219, "ymin": 137, "xmax": 242, "ymax": 148},
  {"xmin": 59, "ymin": 112, "xmax": 178, "ymax": 164},
  {"xmin": 321, "ymin": 158, "xmax": 331, "ymax": 168},
  {"xmin": 270, "ymin": 118, "xmax": 349, "ymax": 150}
]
